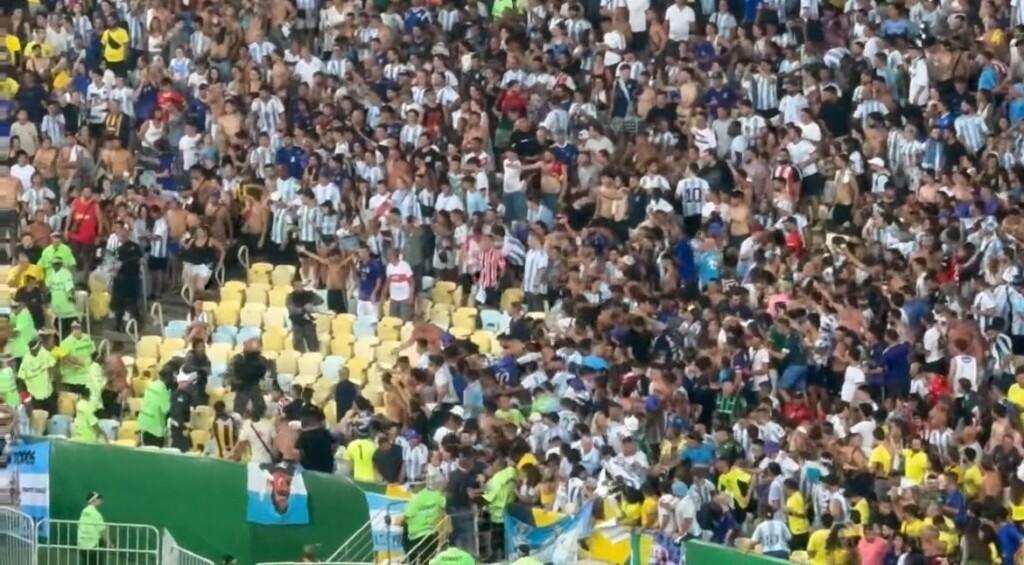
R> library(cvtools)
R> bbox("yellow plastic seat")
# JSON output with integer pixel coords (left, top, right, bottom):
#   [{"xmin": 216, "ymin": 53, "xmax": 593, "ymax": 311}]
[
  {"xmin": 239, "ymin": 306, "xmax": 264, "ymax": 328},
  {"xmin": 314, "ymin": 313, "xmax": 333, "ymax": 337},
  {"xmin": 114, "ymin": 438, "xmax": 138, "ymax": 448},
  {"xmin": 0, "ymin": 287, "xmax": 10, "ymax": 307},
  {"xmin": 30, "ymin": 410, "xmax": 49, "ymax": 435},
  {"xmin": 324, "ymin": 399, "xmax": 338, "ymax": 425},
  {"xmin": 117, "ymin": 420, "xmax": 140, "ymax": 441},
  {"xmin": 223, "ymin": 280, "xmax": 247, "ymax": 294},
  {"xmin": 450, "ymin": 327, "xmax": 472, "ymax": 340},
  {"xmin": 190, "ymin": 405, "xmax": 214, "ymax": 431},
  {"xmin": 126, "ymin": 398, "xmax": 142, "ymax": 418},
  {"xmin": 298, "ymin": 352, "xmax": 323, "ymax": 378},
  {"xmin": 137, "ymin": 336, "xmax": 161, "ymax": 360},
  {"xmin": 271, "ymin": 265, "xmax": 297, "ymax": 287},
  {"xmin": 400, "ymin": 322, "xmax": 415, "ymax": 342},
  {"xmin": 470, "ymin": 330, "xmax": 494, "ymax": 354},
  {"xmin": 130, "ymin": 377, "xmax": 152, "ymax": 398},
  {"xmin": 378, "ymin": 317, "xmax": 403, "ymax": 341},
  {"xmin": 247, "ymin": 262, "xmax": 274, "ymax": 284},
  {"xmin": 221, "ymin": 286, "xmax": 243, "ymax": 305},
  {"xmin": 268, "ymin": 287, "xmax": 289, "ymax": 308},
  {"xmin": 501, "ymin": 289, "xmax": 525, "ymax": 313},
  {"xmin": 208, "ymin": 343, "xmax": 232, "ymax": 365},
  {"xmin": 215, "ymin": 302, "xmax": 241, "ymax": 327},
  {"xmin": 159, "ymin": 338, "xmax": 186, "ymax": 362},
  {"xmin": 277, "ymin": 350, "xmax": 300, "ymax": 375},
  {"xmin": 244, "ymin": 285, "xmax": 269, "ymax": 307},
  {"xmin": 331, "ymin": 336, "xmax": 353, "ymax": 357},
  {"xmin": 190, "ymin": 429, "xmax": 211, "ymax": 453},
  {"xmin": 312, "ymin": 377, "xmax": 334, "ymax": 406},
  {"xmin": 376, "ymin": 341, "xmax": 401, "ymax": 369},
  {"xmin": 332, "ymin": 314, "xmax": 356, "ymax": 337},
  {"xmin": 431, "ymin": 281, "xmax": 457, "ymax": 305},
  {"xmin": 353, "ymin": 337, "xmax": 379, "ymax": 362},
  {"xmin": 345, "ymin": 357, "xmax": 371, "ymax": 385},
  {"xmin": 57, "ymin": 392, "xmax": 79, "ymax": 416},
  {"xmin": 429, "ymin": 304, "xmax": 452, "ymax": 328},
  {"xmin": 452, "ymin": 308, "xmax": 478, "ymax": 331},
  {"xmin": 262, "ymin": 327, "xmax": 287, "ymax": 352},
  {"xmin": 263, "ymin": 306, "xmax": 288, "ymax": 329},
  {"xmin": 208, "ymin": 387, "xmax": 227, "ymax": 407}
]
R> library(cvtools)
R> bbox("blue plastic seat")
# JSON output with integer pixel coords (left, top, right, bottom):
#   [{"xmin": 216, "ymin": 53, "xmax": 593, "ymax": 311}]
[{"xmin": 164, "ymin": 320, "xmax": 190, "ymax": 339}]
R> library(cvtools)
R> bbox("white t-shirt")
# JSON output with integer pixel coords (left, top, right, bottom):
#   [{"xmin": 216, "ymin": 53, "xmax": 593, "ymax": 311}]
[
  {"xmin": 665, "ymin": 4, "xmax": 696, "ymax": 41},
  {"xmin": 503, "ymin": 159, "xmax": 524, "ymax": 193},
  {"xmin": 786, "ymin": 140, "xmax": 818, "ymax": 176},
  {"xmin": 386, "ymin": 260, "xmax": 414, "ymax": 301},
  {"xmin": 673, "ymin": 495, "xmax": 702, "ymax": 537},
  {"xmin": 239, "ymin": 419, "xmax": 277, "ymax": 464},
  {"xmin": 922, "ymin": 326, "xmax": 944, "ymax": 363},
  {"xmin": 840, "ymin": 365, "xmax": 866, "ymax": 403},
  {"xmin": 178, "ymin": 134, "xmax": 201, "ymax": 170},
  {"xmin": 10, "ymin": 164, "xmax": 36, "ymax": 190},
  {"xmin": 849, "ymin": 419, "xmax": 876, "ymax": 452},
  {"xmin": 625, "ymin": 0, "xmax": 649, "ymax": 32},
  {"xmin": 294, "ymin": 56, "xmax": 325, "ymax": 86},
  {"xmin": 950, "ymin": 354, "xmax": 978, "ymax": 392}
]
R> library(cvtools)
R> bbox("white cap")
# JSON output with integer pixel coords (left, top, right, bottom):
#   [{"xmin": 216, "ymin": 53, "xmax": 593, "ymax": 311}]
[
  {"xmin": 449, "ymin": 405, "xmax": 466, "ymax": 419},
  {"xmin": 623, "ymin": 415, "xmax": 640, "ymax": 433},
  {"xmin": 867, "ymin": 157, "xmax": 885, "ymax": 168}
]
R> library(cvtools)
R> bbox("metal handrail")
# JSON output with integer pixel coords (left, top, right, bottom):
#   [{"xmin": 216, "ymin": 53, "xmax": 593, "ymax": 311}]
[
  {"xmin": 214, "ymin": 263, "xmax": 225, "ymax": 288},
  {"xmin": 124, "ymin": 317, "xmax": 139, "ymax": 342},
  {"xmin": 326, "ymin": 519, "xmax": 374, "ymax": 562},
  {"xmin": 181, "ymin": 283, "xmax": 193, "ymax": 306},
  {"xmin": 96, "ymin": 338, "xmax": 110, "ymax": 361},
  {"xmin": 150, "ymin": 301, "xmax": 164, "ymax": 335},
  {"xmin": 238, "ymin": 245, "xmax": 250, "ymax": 271}
]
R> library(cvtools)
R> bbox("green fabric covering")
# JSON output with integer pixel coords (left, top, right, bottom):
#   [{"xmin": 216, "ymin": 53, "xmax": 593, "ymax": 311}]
[{"xmin": 48, "ymin": 441, "xmax": 372, "ymax": 563}]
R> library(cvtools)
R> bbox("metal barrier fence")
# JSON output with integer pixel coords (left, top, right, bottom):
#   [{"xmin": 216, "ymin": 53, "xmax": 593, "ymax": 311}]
[
  {"xmin": 162, "ymin": 529, "xmax": 214, "ymax": 565},
  {"xmin": 0, "ymin": 507, "xmax": 35, "ymax": 564},
  {"xmin": 37, "ymin": 519, "xmax": 160, "ymax": 565}
]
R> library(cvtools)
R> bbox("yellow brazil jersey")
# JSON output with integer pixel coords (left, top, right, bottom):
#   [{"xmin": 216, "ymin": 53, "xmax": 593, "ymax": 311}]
[
  {"xmin": 100, "ymin": 27, "xmax": 129, "ymax": 63},
  {"xmin": 963, "ymin": 464, "xmax": 983, "ymax": 499},
  {"xmin": 718, "ymin": 467, "xmax": 752, "ymax": 509},
  {"xmin": 938, "ymin": 529, "xmax": 958, "ymax": 556},
  {"xmin": 869, "ymin": 444, "xmax": 892, "ymax": 477},
  {"xmin": 8, "ymin": 265, "xmax": 42, "ymax": 289},
  {"xmin": 53, "ymin": 71, "xmax": 71, "ymax": 92},
  {"xmin": 1008, "ymin": 383, "xmax": 1024, "ymax": 410},
  {"xmin": 786, "ymin": 491, "xmax": 809, "ymax": 535},
  {"xmin": 902, "ymin": 449, "xmax": 928, "ymax": 484},
  {"xmin": 23, "ymin": 40, "xmax": 53, "ymax": 59},
  {"xmin": 902, "ymin": 517, "xmax": 925, "ymax": 539},
  {"xmin": 0, "ymin": 76, "xmax": 18, "ymax": 98},
  {"xmin": 853, "ymin": 497, "xmax": 870, "ymax": 525},
  {"xmin": 2, "ymin": 35, "xmax": 21, "ymax": 60},
  {"xmin": 1010, "ymin": 498, "xmax": 1024, "ymax": 522},
  {"xmin": 806, "ymin": 529, "xmax": 831, "ymax": 565}
]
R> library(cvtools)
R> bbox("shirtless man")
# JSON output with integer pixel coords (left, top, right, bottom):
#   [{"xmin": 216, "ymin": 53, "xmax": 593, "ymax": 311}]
[
  {"xmin": 165, "ymin": 200, "xmax": 189, "ymax": 288},
  {"xmin": 241, "ymin": 194, "xmax": 268, "ymax": 259},
  {"xmin": 100, "ymin": 139, "xmax": 135, "ymax": 195},
  {"xmin": 728, "ymin": 191, "xmax": 751, "ymax": 250},
  {"xmin": 215, "ymin": 99, "xmax": 244, "ymax": 151}
]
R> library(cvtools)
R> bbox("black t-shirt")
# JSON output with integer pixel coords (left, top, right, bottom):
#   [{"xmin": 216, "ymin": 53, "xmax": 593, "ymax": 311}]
[
  {"xmin": 373, "ymin": 444, "xmax": 404, "ymax": 483},
  {"xmin": 297, "ymin": 427, "xmax": 334, "ymax": 473},
  {"xmin": 446, "ymin": 467, "xmax": 478, "ymax": 510},
  {"xmin": 819, "ymin": 100, "xmax": 850, "ymax": 138}
]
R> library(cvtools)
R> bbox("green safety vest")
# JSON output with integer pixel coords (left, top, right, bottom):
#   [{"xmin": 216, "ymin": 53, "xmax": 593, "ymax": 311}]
[
  {"xmin": 6, "ymin": 308, "xmax": 36, "ymax": 359},
  {"xmin": 46, "ymin": 268, "xmax": 78, "ymax": 319},
  {"xmin": 77, "ymin": 505, "xmax": 104, "ymax": 549},
  {"xmin": 18, "ymin": 348, "xmax": 55, "ymax": 400},
  {"xmin": 0, "ymin": 367, "xmax": 17, "ymax": 407},
  {"xmin": 137, "ymin": 380, "xmax": 170, "ymax": 438},
  {"xmin": 72, "ymin": 398, "xmax": 99, "ymax": 443},
  {"xmin": 37, "ymin": 244, "xmax": 76, "ymax": 274},
  {"xmin": 60, "ymin": 334, "xmax": 95, "ymax": 385}
]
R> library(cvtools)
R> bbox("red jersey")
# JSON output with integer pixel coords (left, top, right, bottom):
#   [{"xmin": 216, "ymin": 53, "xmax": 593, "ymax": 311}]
[{"xmin": 68, "ymin": 198, "xmax": 100, "ymax": 245}]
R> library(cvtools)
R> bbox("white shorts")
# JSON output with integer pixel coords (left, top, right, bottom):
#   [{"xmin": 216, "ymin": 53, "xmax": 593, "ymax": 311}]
[
  {"xmin": 356, "ymin": 300, "xmax": 378, "ymax": 320},
  {"xmin": 183, "ymin": 263, "xmax": 212, "ymax": 282}
]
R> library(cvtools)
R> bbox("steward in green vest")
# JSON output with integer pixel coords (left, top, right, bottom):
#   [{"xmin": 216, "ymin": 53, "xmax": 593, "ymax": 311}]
[{"xmin": 59, "ymin": 321, "xmax": 95, "ymax": 394}]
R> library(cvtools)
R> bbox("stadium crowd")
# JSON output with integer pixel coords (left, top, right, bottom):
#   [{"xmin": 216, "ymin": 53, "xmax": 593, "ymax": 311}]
[{"xmin": 6, "ymin": 0, "xmax": 1024, "ymax": 563}]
